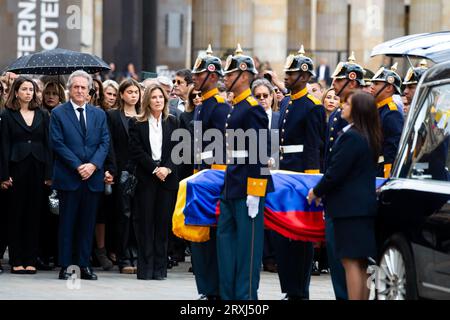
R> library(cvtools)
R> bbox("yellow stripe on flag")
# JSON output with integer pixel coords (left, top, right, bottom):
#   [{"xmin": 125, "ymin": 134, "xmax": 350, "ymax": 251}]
[{"xmin": 172, "ymin": 173, "xmax": 210, "ymax": 243}]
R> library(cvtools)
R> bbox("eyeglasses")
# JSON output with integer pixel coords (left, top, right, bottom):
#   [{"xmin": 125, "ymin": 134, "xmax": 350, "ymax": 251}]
[
  {"xmin": 255, "ymin": 93, "xmax": 270, "ymax": 100},
  {"xmin": 172, "ymin": 79, "xmax": 186, "ymax": 86},
  {"xmin": 190, "ymin": 93, "xmax": 202, "ymax": 99}
]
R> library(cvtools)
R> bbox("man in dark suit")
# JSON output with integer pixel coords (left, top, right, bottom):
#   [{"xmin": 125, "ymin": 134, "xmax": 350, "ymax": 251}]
[
  {"xmin": 50, "ymin": 70, "xmax": 111, "ymax": 280},
  {"xmin": 169, "ymin": 69, "xmax": 193, "ymax": 119},
  {"xmin": 316, "ymin": 58, "xmax": 332, "ymax": 87}
]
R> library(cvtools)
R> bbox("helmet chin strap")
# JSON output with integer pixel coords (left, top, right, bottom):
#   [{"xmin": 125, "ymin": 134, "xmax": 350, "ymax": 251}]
[
  {"xmin": 336, "ymin": 79, "xmax": 350, "ymax": 98},
  {"xmin": 375, "ymin": 83, "xmax": 389, "ymax": 99},
  {"xmin": 199, "ymin": 72, "xmax": 211, "ymax": 92},
  {"xmin": 287, "ymin": 72, "xmax": 304, "ymax": 92},
  {"xmin": 228, "ymin": 71, "xmax": 243, "ymax": 93}
]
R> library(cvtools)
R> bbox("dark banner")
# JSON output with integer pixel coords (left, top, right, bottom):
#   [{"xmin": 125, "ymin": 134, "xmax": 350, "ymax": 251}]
[{"xmin": 0, "ymin": 0, "xmax": 82, "ymax": 71}]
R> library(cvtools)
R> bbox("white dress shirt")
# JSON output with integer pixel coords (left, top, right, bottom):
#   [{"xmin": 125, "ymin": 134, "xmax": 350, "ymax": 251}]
[
  {"xmin": 266, "ymin": 108, "xmax": 273, "ymax": 129},
  {"xmin": 149, "ymin": 113, "xmax": 163, "ymax": 161},
  {"xmin": 342, "ymin": 123, "xmax": 354, "ymax": 133},
  {"xmin": 177, "ymin": 99, "xmax": 186, "ymax": 112},
  {"xmin": 70, "ymin": 100, "xmax": 87, "ymax": 126},
  {"xmin": 318, "ymin": 65, "xmax": 327, "ymax": 81}
]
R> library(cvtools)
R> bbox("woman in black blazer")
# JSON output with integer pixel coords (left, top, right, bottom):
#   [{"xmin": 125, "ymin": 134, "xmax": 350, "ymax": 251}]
[
  {"xmin": 0, "ymin": 77, "xmax": 52, "ymax": 274},
  {"xmin": 307, "ymin": 91, "xmax": 382, "ymax": 300},
  {"xmin": 129, "ymin": 84, "xmax": 178, "ymax": 280},
  {"xmin": 106, "ymin": 78, "xmax": 141, "ymax": 273}
]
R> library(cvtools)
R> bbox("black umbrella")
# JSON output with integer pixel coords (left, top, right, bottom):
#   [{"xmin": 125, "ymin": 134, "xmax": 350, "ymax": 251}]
[{"xmin": 4, "ymin": 48, "xmax": 110, "ymax": 75}]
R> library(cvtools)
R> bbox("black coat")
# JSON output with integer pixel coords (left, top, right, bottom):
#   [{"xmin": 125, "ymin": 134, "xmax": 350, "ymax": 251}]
[
  {"xmin": 106, "ymin": 109, "xmax": 136, "ymax": 175},
  {"xmin": 314, "ymin": 127, "xmax": 377, "ymax": 219},
  {"xmin": 0, "ymin": 108, "xmax": 52, "ymax": 181},
  {"xmin": 129, "ymin": 115, "xmax": 179, "ymax": 190}
]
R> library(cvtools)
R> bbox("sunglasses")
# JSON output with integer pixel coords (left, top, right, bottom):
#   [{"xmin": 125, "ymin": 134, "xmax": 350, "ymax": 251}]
[
  {"xmin": 172, "ymin": 79, "xmax": 186, "ymax": 86},
  {"xmin": 273, "ymin": 88, "xmax": 280, "ymax": 93},
  {"xmin": 255, "ymin": 93, "xmax": 270, "ymax": 100}
]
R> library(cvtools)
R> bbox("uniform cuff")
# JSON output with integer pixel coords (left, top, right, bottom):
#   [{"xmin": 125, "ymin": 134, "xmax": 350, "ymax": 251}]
[{"xmin": 247, "ymin": 178, "xmax": 268, "ymax": 197}]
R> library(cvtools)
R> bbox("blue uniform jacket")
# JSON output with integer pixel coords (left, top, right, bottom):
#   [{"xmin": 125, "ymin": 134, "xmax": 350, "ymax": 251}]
[
  {"xmin": 194, "ymin": 88, "xmax": 231, "ymax": 171},
  {"xmin": 377, "ymin": 97, "xmax": 404, "ymax": 178},
  {"xmin": 222, "ymin": 89, "xmax": 274, "ymax": 200},
  {"xmin": 278, "ymin": 87, "xmax": 325, "ymax": 173},
  {"xmin": 324, "ymin": 107, "xmax": 348, "ymax": 170},
  {"xmin": 314, "ymin": 126, "xmax": 377, "ymax": 219}
]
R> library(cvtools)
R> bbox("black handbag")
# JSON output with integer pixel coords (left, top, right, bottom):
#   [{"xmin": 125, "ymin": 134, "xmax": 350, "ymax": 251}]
[{"xmin": 120, "ymin": 167, "xmax": 138, "ymax": 197}]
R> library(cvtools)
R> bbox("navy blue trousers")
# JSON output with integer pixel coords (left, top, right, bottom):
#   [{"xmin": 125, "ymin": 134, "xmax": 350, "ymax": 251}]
[
  {"xmin": 217, "ymin": 197, "xmax": 265, "ymax": 300},
  {"xmin": 58, "ymin": 182, "xmax": 101, "ymax": 268},
  {"xmin": 191, "ymin": 228, "xmax": 220, "ymax": 296}
]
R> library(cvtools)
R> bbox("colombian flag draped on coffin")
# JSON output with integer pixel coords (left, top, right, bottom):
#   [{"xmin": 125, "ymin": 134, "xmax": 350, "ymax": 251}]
[
  {"xmin": 172, "ymin": 170, "xmax": 386, "ymax": 243},
  {"xmin": 173, "ymin": 170, "xmax": 326, "ymax": 243}
]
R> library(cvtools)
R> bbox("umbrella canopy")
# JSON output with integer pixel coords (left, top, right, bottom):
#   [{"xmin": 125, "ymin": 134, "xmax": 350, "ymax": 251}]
[
  {"xmin": 4, "ymin": 48, "xmax": 110, "ymax": 75},
  {"xmin": 370, "ymin": 31, "xmax": 450, "ymax": 64}
]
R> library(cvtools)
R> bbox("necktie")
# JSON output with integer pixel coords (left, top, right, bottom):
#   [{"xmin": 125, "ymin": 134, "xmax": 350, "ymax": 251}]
[{"xmin": 77, "ymin": 108, "xmax": 87, "ymax": 136}]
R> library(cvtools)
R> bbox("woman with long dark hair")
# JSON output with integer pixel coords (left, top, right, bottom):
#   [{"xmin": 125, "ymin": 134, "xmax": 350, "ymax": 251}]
[
  {"xmin": 107, "ymin": 78, "xmax": 141, "ymax": 274},
  {"xmin": 0, "ymin": 76, "xmax": 52, "ymax": 274},
  {"xmin": 307, "ymin": 91, "xmax": 382, "ymax": 300},
  {"xmin": 129, "ymin": 84, "xmax": 178, "ymax": 280}
]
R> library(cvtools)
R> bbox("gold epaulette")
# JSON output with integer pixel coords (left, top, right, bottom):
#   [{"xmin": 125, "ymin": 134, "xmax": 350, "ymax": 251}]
[
  {"xmin": 307, "ymin": 94, "xmax": 321, "ymax": 105},
  {"xmin": 388, "ymin": 102, "xmax": 398, "ymax": 112},
  {"xmin": 246, "ymin": 96, "xmax": 259, "ymax": 107},
  {"xmin": 214, "ymin": 95, "xmax": 226, "ymax": 104}
]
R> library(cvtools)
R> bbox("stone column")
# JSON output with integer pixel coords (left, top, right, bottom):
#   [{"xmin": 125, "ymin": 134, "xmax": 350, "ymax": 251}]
[
  {"xmin": 349, "ymin": 0, "xmax": 386, "ymax": 71},
  {"xmin": 253, "ymin": 0, "xmax": 288, "ymax": 74},
  {"xmin": 315, "ymin": 0, "xmax": 348, "ymax": 68},
  {"xmin": 220, "ymin": 0, "xmax": 254, "ymax": 55},
  {"xmin": 80, "ymin": 0, "xmax": 94, "ymax": 54},
  {"xmin": 93, "ymin": 0, "xmax": 103, "ymax": 57},
  {"xmin": 409, "ymin": 0, "xmax": 441, "ymax": 34},
  {"xmin": 192, "ymin": 0, "xmax": 222, "ymax": 55},
  {"xmin": 287, "ymin": 0, "xmax": 311, "ymax": 55}
]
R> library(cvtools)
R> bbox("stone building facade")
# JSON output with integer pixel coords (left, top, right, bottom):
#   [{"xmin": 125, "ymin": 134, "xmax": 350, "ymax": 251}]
[{"xmin": 0, "ymin": 0, "xmax": 448, "ymax": 76}]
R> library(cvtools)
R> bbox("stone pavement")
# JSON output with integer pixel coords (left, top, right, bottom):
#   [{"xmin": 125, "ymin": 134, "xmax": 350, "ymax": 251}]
[{"xmin": 0, "ymin": 258, "xmax": 335, "ymax": 300}]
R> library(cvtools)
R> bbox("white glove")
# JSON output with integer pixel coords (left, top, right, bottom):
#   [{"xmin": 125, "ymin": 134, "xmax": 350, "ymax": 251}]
[{"xmin": 246, "ymin": 195, "xmax": 260, "ymax": 219}]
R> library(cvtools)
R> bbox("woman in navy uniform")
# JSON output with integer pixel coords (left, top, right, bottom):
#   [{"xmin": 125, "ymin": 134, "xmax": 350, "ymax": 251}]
[
  {"xmin": 272, "ymin": 46, "xmax": 325, "ymax": 300},
  {"xmin": 190, "ymin": 45, "xmax": 231, "ymax": 300},
  {"xmin": 325, "ymin": 54, "xmax": 366, "ymax": 300},
  {"xmin": 308, "ymin": 91, "xmax": 382, "ymax": 300},
  {"xmin": 369, "ymin": 64, "xmax": 404, "ymax": 178},
  {"xmin": 217, "ymin": 45, "xmax": 274, "ymax": 300}
]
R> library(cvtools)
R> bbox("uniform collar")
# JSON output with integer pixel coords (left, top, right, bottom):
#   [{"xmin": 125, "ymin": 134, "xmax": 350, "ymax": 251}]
[
  {"xmin": 290, "ymin": 87, "xmax": 308, "ymax": 101},
  {"xmin": 232, "ymin": 88, "xmax": 251, "ymax": 105},
  {"xmin": 202, "ymin": 88, "xmax": 219, "ymax": 101},
  {"xmin": 377, "ymin": 96, "xmax": 394, "ymax": 109}
]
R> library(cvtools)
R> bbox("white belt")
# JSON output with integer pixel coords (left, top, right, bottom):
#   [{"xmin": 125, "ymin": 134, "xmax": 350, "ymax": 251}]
[
  {"xmin": 280, "ymin": 145, "xmax": 304, "ymax": 154},
  {"xmin": 231, "ymin": 150, "xmax": 249, "ymax": 158},
  {"xmin": 201, "ymin": 151, "xmax": 213, "ymax": 160}
]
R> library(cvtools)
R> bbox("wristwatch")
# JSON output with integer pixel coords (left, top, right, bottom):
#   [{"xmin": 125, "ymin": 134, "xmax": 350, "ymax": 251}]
[{"xmin": 167, "ymin": 168, "xmax": 172, "ymax": 175}]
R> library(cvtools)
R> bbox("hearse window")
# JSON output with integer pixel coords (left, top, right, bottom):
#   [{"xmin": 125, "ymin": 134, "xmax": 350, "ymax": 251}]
[{"xmin": 399, "ymin": 84, "xmax": 450, "ymax": 181}]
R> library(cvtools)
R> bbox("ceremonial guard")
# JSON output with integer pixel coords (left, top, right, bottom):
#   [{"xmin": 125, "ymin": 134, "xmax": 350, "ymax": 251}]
[
  {"xmin": 190, "ymin": 45, "xmax": 231, "ymax": 300},
  {"xmin": 326, "ymin": 53, "xmax": 366, "ymax": 300},
  {"xmin": 217, "ymin": 45, "xmax": 274, "ymax": 300},
  {"xmin": 403, "ymin": 60, "xmax": 428, "ymax": 106},
  {"xmin": 272, "ymin": 46, "xmax": 325, "ymax": 300},
  {"xmin": 369, "ymin": 64, "xmax": 404, "ymax": 178}
]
